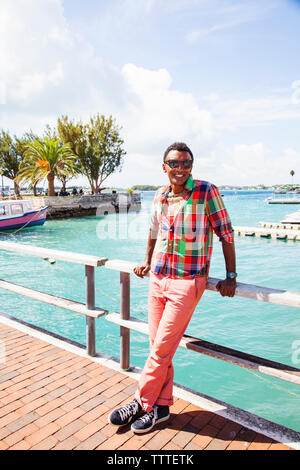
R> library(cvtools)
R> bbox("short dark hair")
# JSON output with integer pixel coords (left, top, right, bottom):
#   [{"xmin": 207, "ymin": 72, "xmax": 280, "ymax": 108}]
[{"xmin": 163, "ymin": 142, "xmax": 194, "ymax": 162}]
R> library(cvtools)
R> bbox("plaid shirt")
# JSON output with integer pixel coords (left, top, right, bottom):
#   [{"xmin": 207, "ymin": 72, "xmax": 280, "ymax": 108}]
[{"xmin": 149, "ymin": 176, "xmax": 234, "ymax": 279}]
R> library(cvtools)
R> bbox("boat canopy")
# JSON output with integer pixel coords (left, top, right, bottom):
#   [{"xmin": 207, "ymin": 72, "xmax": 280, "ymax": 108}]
[{"xmin": 0, "ymin": 200, "xmax": 34, "ymax": 219}]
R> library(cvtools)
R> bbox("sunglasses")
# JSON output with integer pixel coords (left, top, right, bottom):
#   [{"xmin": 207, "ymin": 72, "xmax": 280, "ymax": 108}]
[{"xmin": 164, "ymin": 159, "xmax": 193, "ymax": 169}]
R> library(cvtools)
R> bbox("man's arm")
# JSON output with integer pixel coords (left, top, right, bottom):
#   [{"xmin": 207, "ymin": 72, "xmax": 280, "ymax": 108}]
[
  {"xmin": 205, "ymin": 184, "xmax": 236, "ymax": 298},
  {"xmin": 133, "ymin": 231, "xmax": 156, "ymax": 278},
  {"xmin": 216, "ymin": 240, "xmax": 237, "ymax": 297}
]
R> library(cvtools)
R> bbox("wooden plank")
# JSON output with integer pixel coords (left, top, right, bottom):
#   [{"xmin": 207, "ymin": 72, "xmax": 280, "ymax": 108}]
[
  {"xmin": 0, "ymin": 279, "xmax": 107, "ymax": 319},
  {"xmin": 105, "ymin": 260, "xmax": 300, "ymax": 309},
  {"xmin": 105, "ymin": 313, "xmax": 300, "ymax": 385},
  {"xmin": 0, "ymin": 241, "xmax": 108, "ymax": 267}
]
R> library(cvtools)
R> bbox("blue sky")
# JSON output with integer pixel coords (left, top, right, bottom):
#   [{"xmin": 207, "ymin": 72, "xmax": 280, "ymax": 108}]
[{"xmin": 1, "ymin": 0, "xmax": 300, "ymax": 187}]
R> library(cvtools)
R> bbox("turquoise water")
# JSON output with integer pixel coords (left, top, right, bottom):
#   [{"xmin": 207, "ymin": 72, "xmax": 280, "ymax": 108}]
[{"xmin": 0, "ymin": 190, "xmax": 299, "ymax": 432}]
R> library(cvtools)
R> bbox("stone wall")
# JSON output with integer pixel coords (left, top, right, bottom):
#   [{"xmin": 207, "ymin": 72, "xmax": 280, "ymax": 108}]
[{"xmin": 29, "ymin": 193, "xmax": 141, "ymax": 219}]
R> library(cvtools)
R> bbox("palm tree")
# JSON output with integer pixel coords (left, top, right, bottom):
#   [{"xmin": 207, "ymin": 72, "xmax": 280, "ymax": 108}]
[
  {"xmin": 290, "ymin": 170, "xmax": 295, "ymax": 187},
  {"xmin": 17, "ymin": 138, "xmax": 77, "ymax": 196}
]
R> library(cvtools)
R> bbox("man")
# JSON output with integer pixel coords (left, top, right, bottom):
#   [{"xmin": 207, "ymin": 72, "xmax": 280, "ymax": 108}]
[{"xmin": 108, "ymin": 142, "xmax": 236, "ymax": 434}]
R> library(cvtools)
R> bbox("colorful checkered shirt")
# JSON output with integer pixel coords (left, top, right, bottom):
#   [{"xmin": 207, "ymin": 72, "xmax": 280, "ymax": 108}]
[{"xmin": 149, "ymin": 176, "xmax": 234, "ymax": 279}]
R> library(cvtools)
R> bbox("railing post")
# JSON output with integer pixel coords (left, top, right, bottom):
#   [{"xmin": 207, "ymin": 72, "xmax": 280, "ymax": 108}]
[
  {"xmin": 85, "ymin": 265, "xmax": 96, "ymax": 357},
  {"xmin": 120, "ymin": 271, "xmax": 130, "ymax": 370}
]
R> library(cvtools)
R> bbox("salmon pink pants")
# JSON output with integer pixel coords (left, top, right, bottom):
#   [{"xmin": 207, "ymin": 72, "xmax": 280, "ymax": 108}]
[{"xmin": 135, "ymin": 272, "xmax": 207, "ymax": 413}]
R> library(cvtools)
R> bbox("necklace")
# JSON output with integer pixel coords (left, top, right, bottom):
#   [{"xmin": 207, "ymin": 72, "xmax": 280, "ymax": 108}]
[{"xmin": 167, "ymin": 190, "xmax": 185, "ymax": 199}]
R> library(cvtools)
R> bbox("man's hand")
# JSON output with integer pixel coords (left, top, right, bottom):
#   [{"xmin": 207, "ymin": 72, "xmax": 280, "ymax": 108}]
[
  {"xmin": 133, "ymin": 263, "xmax": 151, "ymax": 278},
  {"xmin": 216, "ymin": 278, "xmax": 236, "ymax": 297}
]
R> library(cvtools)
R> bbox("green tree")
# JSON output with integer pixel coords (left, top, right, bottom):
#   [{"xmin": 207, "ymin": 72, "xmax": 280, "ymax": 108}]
[
  {"xmin": 57, "ymin": 114, "xmax": 126, "ymax": 195},
  {"xmin": 0, "ymin": 130, "xmax": 37, "ymax": 197},
  {"xmin": 17, "ymin": 138, "xmax": 77, "ymax": 197}
]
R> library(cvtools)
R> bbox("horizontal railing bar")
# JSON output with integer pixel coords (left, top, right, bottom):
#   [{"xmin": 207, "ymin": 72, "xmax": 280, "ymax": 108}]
[
  {"xmin": 106, "ymin": 312, "xmax": 300, "ymax": 385},
  {"xmin": 0, "ymin": 241, "xmax": 108, "ymax": 267},
  {"xmin": 206, "ymin": 278, "xmax": 300, "ymax": 309},
  {"xmin": 0, "ymin": 279, "xmax": 107, "ymax": 319},
  {"xmin": 104, "ymin": 259, "xmax": 300, "ymax": 309},
  {"xmin": 105, "ymin": 259, "xmax": 136, "ymax": 274}
]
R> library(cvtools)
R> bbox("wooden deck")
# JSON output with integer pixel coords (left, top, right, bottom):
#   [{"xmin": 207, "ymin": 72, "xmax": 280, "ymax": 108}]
[{"xmin": 0, "ymin": 323, "xmax": 294, "ymax": 451}]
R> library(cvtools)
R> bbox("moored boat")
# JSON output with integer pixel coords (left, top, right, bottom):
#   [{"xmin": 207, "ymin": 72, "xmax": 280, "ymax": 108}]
[
  {"xmin": 265, "ymin": 191, "xmax": 300, "ymax": 204},
  {"xmin": 0, "ymin": 199, "xmax": 47, "ymax": 231}
]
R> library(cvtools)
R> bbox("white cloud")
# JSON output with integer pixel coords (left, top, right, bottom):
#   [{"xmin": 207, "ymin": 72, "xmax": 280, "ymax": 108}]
[
  {"xmin": 0, "ymin": 0, "xmax": 216, "ymax": 188},
  {"xmin": 106, "ymin": 63, "xmax": 216, "ymax": 187},
  {"xmin": 0, "ymin": 0, "xmax": 72, "ymax": 108},
  {"xmin": 0, "ymin": 0, "xmax": 299, "ymax": 189},
  {"xmin": 1, "ymin": 0, "xmax": 214, "ymax": 144},
  {"xmin": 209, "ymin": 143, "xmax": 300, "ymax": 186},
  {"xmin": 12, "ymin": 63, "xmax": 64, "ymax": 102},
  {"xmin": 0, "ymin": 0, "xmax": 126, "ymax": 128},
  {"xmin": 120, "ymin": 64, "xmax": 214, "ymax": 150},
  {"xmin": 203, "ymin": 92, "xmax": 300, "ymax": 131}
]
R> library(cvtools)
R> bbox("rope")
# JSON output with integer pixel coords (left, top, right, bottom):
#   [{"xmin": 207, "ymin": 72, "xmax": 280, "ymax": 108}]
[{"xmin": 244, "ymin": 365, "xmax": 300, "ymax": 399}]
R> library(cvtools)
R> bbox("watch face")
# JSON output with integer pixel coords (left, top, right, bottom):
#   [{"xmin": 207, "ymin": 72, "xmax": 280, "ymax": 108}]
[{"xmin": 227, "ymin": 272, "xmax": 237, "ymax": 279}]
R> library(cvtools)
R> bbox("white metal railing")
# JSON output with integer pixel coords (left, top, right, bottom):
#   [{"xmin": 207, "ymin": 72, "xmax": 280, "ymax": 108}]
[
  {"xmin": 104, "ymin": 259, "xmax": 300, "ymax": 385},
  {"xmin": 0, "ymin": 241, "xmax": 108, "ymax": 356},
  {"xmin": 0, "ymin": 242, "xmax": 300, "ymax": 387}
]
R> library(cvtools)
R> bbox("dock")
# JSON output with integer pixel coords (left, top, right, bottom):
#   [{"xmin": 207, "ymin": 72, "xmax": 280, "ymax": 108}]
[
  {"xmin": 259, "ymin": 222, "xmax": 300, "ymax": 230},
  {"xmin": 233, "ymin": 225, "xmax": 300, "ymax": 241},
  {"xmin": 266, "ymin": 199, "xmax": 300, "ymax": 204},
  {"xmin": 265, "ymin": 194, "xmax": 300, "ymax": 204},
  {"xmin": 0, "ymin": 320, "xmax": 296, "ymax": 451}
]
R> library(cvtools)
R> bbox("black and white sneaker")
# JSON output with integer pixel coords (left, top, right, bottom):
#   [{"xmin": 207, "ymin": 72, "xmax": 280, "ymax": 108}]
[
  {"xmin": 131, "ymin": 405, "xmax": 170, "ymax": 434},
  {"xmin": 108, "ymin": 399, "xmax": 142, "ymax": 427}
]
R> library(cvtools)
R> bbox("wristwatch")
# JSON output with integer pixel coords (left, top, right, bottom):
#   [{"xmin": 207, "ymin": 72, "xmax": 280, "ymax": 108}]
[{"xmin": 226, "ymin": 272, "xmax": 237, "ymax": 280}]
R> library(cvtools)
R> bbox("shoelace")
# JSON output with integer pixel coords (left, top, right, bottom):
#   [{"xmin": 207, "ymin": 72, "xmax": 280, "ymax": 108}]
[
  {"xmin": 118, "ymin": 400, "xmax": 139, "ymax": 421},
  {"xmin": 139, "ymin": 408, "xmax": 156, "ymax": 424}
]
